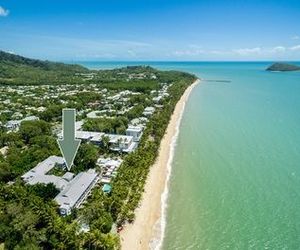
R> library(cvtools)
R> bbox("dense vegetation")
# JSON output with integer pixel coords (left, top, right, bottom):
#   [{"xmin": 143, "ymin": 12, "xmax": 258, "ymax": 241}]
[
  {"xmin": 0, "ymin": 51, "xmax": 88, "ymax": 85},
  {"xmin": 0, "ymin": 51, "xmax": 197, "ymax": 249}
]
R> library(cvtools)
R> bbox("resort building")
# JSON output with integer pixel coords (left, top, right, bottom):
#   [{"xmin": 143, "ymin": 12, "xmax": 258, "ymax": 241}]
[
  {"xmin": 152, "ymin": 96, "xmax": 163, "ymax": 103},
  {"xmin": 107, "ymin": 134, "xmax": 137, "ymax": 153},
  {"xmin": 75, "ymin": 131, "xmax": 105, "ymax": 143},
  {"xmin": 55, "ymin": 169, "xmax": 98, "ymax": 216},
  {"xmin": 143, "ymin": 106, "xmax": 155, "ymax": 116},
  {"xmin": 22, "ymin": 155, "xmax": 99, "ymax": 216},
  {"xmin": 97, "ymin": 157, "xmax": 122, "ymax": 184},
  {"xmin": 130, "ymin": 117, "xmax": 148, "ymax": 128},
  {"xmin": 21, "ymin": 156, "xmax": 68, "ymax": 190},
  {"xmin": 57, "ymin": 119, "xmax": 138, "ymax": 153},
  {"xmin": 126, "ymin": 125, "xmax": 143, "ymax": 142}
]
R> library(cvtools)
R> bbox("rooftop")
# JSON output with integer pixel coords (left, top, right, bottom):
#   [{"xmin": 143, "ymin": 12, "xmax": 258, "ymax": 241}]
[{"xmin": 55, "ymin": 169, "xmax": 98, "ymax": 211}]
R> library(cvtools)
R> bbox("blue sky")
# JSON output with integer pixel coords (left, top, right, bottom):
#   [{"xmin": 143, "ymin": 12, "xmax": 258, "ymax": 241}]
[{"xmin": 0, "ymin": 0, "xmax": 300, "ymax": 61}]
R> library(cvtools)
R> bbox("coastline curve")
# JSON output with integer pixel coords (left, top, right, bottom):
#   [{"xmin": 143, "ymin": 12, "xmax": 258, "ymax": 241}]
[{"xmin": 120, "ymin": 79, "xmax": 200, "ymax": 250}]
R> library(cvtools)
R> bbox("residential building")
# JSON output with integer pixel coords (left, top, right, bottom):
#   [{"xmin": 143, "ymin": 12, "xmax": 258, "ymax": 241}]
[
  {"xmin": 143, "ymin": 106, "xmax": 155, "ymax": 116},
  {"xmin": 55, "ymin": 169, "xmax": 98, "ymax": 215},
  {"xmin": 21, "ymin": 156, "xmax": 68, "ymax": 190},
  {"xmin": 126, "ymin": 125, "xmax": 143, "ymax": 142},
  {"xmin": 107, "ymin": 134, "xmax": 137, "ymax": 153}
]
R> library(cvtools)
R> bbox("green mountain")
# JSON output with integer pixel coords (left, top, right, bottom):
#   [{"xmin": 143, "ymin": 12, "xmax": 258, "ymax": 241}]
[
  {"xmin": 266, "ymin": 62, "xmax": 300, "ymax": 72},
  {"xmin": 0, "ymin": 50, "xmax": 89, "ymax": 85}
]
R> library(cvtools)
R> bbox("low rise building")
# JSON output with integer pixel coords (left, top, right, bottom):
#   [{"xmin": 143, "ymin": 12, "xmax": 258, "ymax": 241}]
[
  {"xmin": 21, "ymin": 156, "xmax": 68, "ymax": 190},
  {"xmin": 107, "ymin": 134, "xmax": 137, "ymax": 153},
  {"xmin": 126, "ymin": 125, "xmax": 143, "ymax": 142},
  {"xmin": 55, "ymin": 169, "xmax": 98, "ymax": 215},
  {"xmin": 22, "ymin": 156, "xmax": 99, "ymax": 216},
  {"xmin": 130, "ymin": 117, "xmax": 148, "ymax": 128},
  {"xmin": 97, "ymin": 157, "xmax": 122, "ymax": 183},
  {"xmin": 143, "ymin": 106, "xmax": 155, "ymax": 116}
]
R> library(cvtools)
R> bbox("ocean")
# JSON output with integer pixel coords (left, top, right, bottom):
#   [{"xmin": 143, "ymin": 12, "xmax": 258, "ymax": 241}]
[{"xmin": 78, "ymin": 61, "xmax": 300, "ymax": 249}]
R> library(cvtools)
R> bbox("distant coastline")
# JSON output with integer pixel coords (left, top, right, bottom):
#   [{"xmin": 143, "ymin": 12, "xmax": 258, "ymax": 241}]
[{"xmin": 120, "ymin": 79, "xmax": 200, "ymax": 250}]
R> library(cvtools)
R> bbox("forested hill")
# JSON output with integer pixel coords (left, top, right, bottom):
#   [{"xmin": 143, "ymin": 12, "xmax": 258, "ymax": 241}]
[
  {"xmin": 0, "ymin": 51, "xmax": 87, "ymax": 71},
  {"xmin": 0, "ymin": 50, "xmax": 89, "ymax": 85},
  {"xmin": 0, "ymin": 51, "xmax": 196, "ymax": 88}
]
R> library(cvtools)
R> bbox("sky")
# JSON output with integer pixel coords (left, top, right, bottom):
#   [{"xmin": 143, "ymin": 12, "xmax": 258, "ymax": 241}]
[{"xmin": 0, "ymin": 0, "xmax": 300, "ymax": 61}]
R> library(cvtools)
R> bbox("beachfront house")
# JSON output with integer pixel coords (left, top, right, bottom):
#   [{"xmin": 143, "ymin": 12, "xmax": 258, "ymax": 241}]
[
  {"xmin": 106, "ymin": 134, "xmax": 137, "ymax": 153},
  {"xmin": 126, "ymin": 125, "xmax": 143, "ymax": 142},
  {"xmin": 130, "ymin": 117, "xmax": 148, "ymax": 128},
  {"xmin": 97, "ymin": 157, "xmax": 122, "ymax": 183}
]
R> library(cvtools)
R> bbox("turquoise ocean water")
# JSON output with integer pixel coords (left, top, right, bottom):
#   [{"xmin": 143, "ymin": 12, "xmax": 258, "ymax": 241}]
[{"xmin": 79, "ymin": 61, "xmax": 300, "ymax": 249}]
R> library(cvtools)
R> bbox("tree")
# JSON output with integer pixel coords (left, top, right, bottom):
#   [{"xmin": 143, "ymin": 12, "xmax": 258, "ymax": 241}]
[
  {"xmin": 19, "ymin": 120, "xmax": 51, "ymax": 144},
  {"xmin": 101, "ymin": 135, "xmax": 110, "ymax": 153},
  {"xmin": 0, "ymin": 162, "xmax": 12, "ymax": 182},
  {"xmin": 74, "ymin": 144, "xmax": 98, "ymax": 172},
  {"xmin": 29, "ymin": 183, "xmax": 60, "ymax": 201}
]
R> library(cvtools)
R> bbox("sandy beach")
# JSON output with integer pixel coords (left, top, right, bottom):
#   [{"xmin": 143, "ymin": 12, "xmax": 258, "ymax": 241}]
[{"xmin": 120, "ymin": 79, "xmax": 200, "ymax": 250}]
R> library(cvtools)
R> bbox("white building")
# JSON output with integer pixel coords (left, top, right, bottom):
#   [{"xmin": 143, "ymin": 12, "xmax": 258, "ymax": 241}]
[
  {"xmin": 126, "ymin": 126, "xmax": 143, "ymax": 142},
  {"xmin": 130, "ymin": 117, "xmax": 148, "ymax": 128},
  {"xmin": 5, "ymin": 120, "xmax": 21, "ymax": 131},
  {"xmin": 107, "ymin": 134, "xmax": 137, "ymax": 153},
  {"xmin": 97, "ymin": 157, "xmax": 122, "ymax": 184},
  {"xmin": 22, "ymin": 156, "xmax": 99, "ymax": 216},
  {"xmin": 58, "ymin": 120, "xmax": 137, "ymax": 153},
  {"xmin": 21, "ymin": 156, "xmax": 68, "ymax": 190},
  {"xmin": 86, "ymin": 110, "xmax": 107, "ymax": 119},
  {"xmin": 143, "ymin": 107, "xmax": 155, "ymax": 116},
  {"xmin": 55, "ymin": 169, "xmax": 98, "ymax": 215},
  {"xmin": 152, "ymin": 96, "xmax": 163, "ymax": 103},
  {"xmin": 22, "ymin": 115, "xmax": 39, "ymax": 122}
]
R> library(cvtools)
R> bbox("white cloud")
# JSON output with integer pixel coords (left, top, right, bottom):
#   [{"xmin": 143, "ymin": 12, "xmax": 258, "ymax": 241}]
[
  {"xmin": 173, "ymin": 49, "xmax": 205, "ymax": 57},
  {"xmin": 0, "ymin": 6, "xmax": 9, "ymax": 17},
  {"xmin": 173, "ymin": 45, "xmax": 292, "ymax": 59},
  {"xmin": 233, "ymin": 47, "xmax": 261, "ymax": 55},
  {"xmin": 290, "ymin": 44, "xmax": 300, "ymax": 51},
  {"xmin": 127, "ymin": 49, "xmax": 137, "ymax": 57},
  {"xmin": 232, "ymin": 46, "xmax": 289, "ymax": 56},
  {"xmin": 270, "ymin": 46, "xmax": 286, "ymax": 53}
]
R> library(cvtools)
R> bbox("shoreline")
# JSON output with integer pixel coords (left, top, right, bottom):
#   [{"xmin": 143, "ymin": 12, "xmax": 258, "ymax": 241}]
[{"xmin": 120, "ymin": 79, "xmax": 200, "ymax": 250}]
